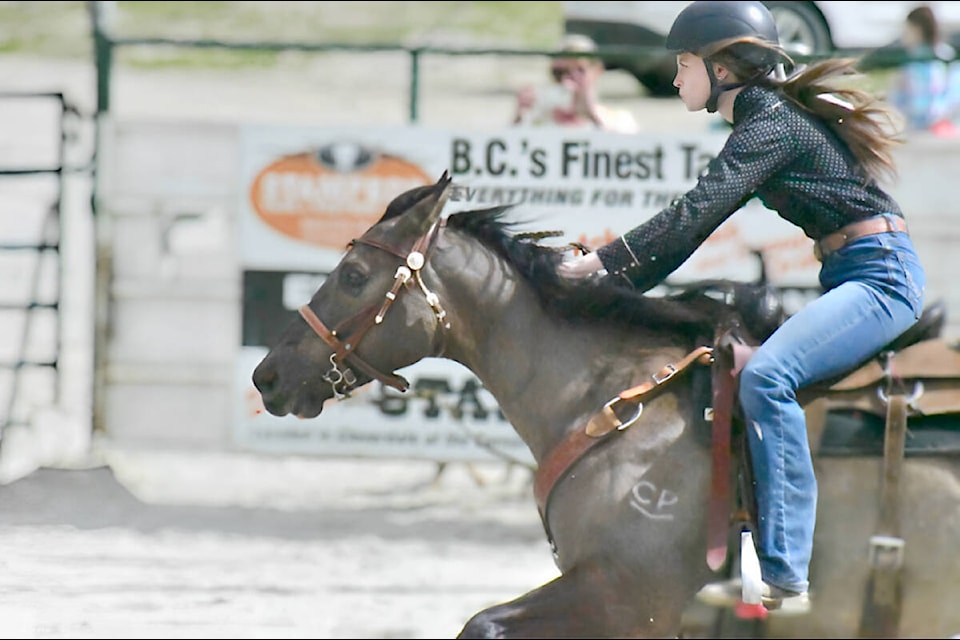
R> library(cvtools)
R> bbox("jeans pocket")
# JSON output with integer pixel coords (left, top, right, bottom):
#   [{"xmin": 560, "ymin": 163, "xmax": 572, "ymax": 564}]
[{"xmin": 893, "ymin": 249, "xmax": 925, "ymax": 318}]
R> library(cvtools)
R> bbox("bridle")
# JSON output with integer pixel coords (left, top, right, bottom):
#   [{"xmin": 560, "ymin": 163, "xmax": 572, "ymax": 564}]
[{"xmin": 298, "ymin": 217, "xmax": 450, "ymax": 400}]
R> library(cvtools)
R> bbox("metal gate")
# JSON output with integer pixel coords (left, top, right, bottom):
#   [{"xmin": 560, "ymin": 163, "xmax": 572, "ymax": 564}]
[{"xmin": 0, "ymin": 91, "xmax": 76, "ymax": 448}]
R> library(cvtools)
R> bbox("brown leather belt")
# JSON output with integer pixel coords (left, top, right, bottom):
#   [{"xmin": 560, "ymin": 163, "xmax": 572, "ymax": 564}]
[{"xmin": 814, "ymin": 215, "xmax": 908, "ymax": 261}]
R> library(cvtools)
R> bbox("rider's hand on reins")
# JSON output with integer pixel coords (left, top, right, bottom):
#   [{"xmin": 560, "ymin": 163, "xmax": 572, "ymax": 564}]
[{"xmin": 558, "ymin": 251, "xmax": 603, "ymax": 279}]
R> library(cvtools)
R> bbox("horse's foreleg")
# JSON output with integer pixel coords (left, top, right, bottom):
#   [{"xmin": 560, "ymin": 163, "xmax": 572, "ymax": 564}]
[{"xmin": 456, "ymin": 560, "xmax": 686, "ymax": 639}]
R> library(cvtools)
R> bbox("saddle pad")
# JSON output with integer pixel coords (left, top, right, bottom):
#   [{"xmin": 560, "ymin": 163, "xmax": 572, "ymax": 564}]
[
  {"xmin": 818, "ymin": 409, "xmax": 960, "ymax": 457},
  {"xmin": 815, "ymin": 338, "xmax": 960, "ymax": 419},
  {"xmin": 826, "ymin": 338, "xmax": 960, "ymax": 391}
]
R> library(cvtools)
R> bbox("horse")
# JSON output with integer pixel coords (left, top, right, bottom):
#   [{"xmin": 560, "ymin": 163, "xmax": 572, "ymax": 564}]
[{"xmin": 252, "ymin": 172, "xmax": 960, "ymax": 639}]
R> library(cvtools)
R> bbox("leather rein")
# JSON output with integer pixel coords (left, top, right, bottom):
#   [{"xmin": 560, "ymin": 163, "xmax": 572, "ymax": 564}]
[{"xmin": 298, "ymin": 218, "xmax": 450, "ymax": 400}]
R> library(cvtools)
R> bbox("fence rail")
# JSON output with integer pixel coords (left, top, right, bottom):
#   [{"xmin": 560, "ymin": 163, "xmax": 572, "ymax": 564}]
[{"xmin": 0, "ymin": 91, "xmax": 70, "ymax": 441}]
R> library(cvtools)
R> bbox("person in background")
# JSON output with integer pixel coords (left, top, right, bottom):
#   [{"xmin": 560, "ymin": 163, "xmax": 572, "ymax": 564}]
[
  {"xmin": 558, "ymin": 0, "xmax": 925, "ymax": 614},
  {"xmin": 513, "ymin": 34, "xmax": 639, "ymax": 133},
  {"xmin": 887, "ymin": 4, "xmax": 960, "ymax": 137}
]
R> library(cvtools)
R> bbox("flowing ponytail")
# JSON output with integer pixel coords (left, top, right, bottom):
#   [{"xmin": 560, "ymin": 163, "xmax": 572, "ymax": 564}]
[
  {"xmin": 777, "ymin": 58, "xmax": 903, "ymax": 184},
  {"xmin": 711, "ymin": 39, "xmax": 904, "ymax": 184}
]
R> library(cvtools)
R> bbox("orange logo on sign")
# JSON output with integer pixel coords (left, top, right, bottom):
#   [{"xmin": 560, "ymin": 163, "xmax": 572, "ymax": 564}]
[{"xmin": 249, "ymin": 142, "xmax": 432, "ymax": 250}]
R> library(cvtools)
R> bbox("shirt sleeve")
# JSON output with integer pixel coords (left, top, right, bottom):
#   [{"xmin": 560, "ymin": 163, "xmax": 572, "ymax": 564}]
[{"xmin": 596, "ymin": 108, "xmax": 796, "ymax": 291}]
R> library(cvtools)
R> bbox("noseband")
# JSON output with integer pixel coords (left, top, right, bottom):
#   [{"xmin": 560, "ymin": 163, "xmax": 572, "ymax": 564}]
[{"xmin": 298, "ymin": 218, "xmax": 450, "ymax": 400}]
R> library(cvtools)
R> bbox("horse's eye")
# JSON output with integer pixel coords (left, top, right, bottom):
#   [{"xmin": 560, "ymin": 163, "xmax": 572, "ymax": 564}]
[{"xmin": 339, "ymin": 265, "xmax": 367, "ymax": 296}]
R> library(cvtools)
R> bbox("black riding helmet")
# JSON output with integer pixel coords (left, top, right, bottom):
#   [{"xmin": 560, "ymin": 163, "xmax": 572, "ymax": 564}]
[{"xmin": 666, "ymin": 0, "xmax": 782, "ymax": 113}]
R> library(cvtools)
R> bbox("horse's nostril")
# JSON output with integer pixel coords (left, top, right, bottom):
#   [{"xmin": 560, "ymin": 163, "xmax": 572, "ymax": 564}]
[{"xmin": 252, "ymin": 364, "xmax": 276, "ymax": 394}]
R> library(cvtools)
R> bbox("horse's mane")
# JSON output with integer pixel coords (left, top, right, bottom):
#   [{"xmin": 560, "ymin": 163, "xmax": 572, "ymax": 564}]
[{"xmin": 445, "ymin": 205, "xmax": 740, "ymax": 343}]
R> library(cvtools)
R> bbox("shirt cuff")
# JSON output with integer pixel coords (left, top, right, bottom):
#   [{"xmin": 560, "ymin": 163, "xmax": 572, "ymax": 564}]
[{"xmin": 596, "ymin": 236, "xmax": 641, "ymax": 278}]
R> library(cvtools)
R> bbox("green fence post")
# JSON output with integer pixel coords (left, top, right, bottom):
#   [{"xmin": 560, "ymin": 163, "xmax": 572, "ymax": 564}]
[
  {"xmin": 89, "ymin": 1, "xmax": 114, "ymax": 116},
  {"xmin": 409, "ymin": 47, "xmax": 421, "ymax": 123}
]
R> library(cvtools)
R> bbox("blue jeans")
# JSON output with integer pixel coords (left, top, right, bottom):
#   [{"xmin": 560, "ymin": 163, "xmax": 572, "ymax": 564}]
[{"xmin": 737, "ymin": 216, "xmax": 925, "ymax": 593}]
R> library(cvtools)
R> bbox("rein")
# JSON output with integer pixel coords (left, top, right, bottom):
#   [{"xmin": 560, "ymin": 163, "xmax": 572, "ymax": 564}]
[{"xmin": 298, "ymin": 217, "xmax": 450, "ymax": 399}]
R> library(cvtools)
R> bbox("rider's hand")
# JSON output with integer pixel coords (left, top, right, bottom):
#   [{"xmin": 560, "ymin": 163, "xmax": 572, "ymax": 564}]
[{"xmin": 558, "ymin": 252, "xmax": 603, "ymax": 279}]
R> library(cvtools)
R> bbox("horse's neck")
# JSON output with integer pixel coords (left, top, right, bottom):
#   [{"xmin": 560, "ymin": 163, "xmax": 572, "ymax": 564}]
[
  {"xmin": 431, "ymin": 233, "xmax": 684, "ymax": 461},
  {"xmin": 431, "ymin": 242, "xmax": 563, "ymax": 393}
]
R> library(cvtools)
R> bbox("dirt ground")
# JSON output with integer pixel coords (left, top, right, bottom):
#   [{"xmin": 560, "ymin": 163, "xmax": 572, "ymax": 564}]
[{"xmin": 0, "ymin": 452, "xmax": 559, "ymax": 639}]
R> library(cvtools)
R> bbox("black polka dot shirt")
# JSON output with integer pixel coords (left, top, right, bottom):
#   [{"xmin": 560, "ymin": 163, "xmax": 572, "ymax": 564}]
[{"xmin": 596, "ymin": 84, "xmax": 904, "ymax": 292}]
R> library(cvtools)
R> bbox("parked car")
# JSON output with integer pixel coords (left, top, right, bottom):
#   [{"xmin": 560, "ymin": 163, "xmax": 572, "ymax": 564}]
[{"xmin": 563, "ymin": 1, "xmax": 960, "ymax": 95}]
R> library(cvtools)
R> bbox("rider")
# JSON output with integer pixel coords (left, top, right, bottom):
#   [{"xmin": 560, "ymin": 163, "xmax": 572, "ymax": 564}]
[{"xmin": 558, "ymin": 0, "xmax": 926, "ymax": 612}]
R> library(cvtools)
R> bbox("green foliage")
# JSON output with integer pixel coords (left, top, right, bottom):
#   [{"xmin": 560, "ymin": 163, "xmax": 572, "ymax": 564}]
[
  {"xmin": 1, "ymin": 1, "xmax": 563, "ymax": 69},
  {"xmin": 0, "ymin": 1, "xmax": 93, "ymax": 58}
]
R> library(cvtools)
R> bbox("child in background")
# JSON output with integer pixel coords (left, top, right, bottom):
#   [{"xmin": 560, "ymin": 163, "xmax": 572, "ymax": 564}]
[{"xmin": 887, "ymin": 4, "xmax": 960, "ymax": 137}]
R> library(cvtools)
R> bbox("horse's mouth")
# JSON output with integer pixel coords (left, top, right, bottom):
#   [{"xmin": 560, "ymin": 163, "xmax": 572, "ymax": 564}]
[
  {"xmin": 259, "ymin": 394, "xmax": 325, "ymax": 420},
  {"xmin": 259, "ymin": 379, "xmax": 344, "ymax": 422},
  {"xmin": 292, "ymin": 384, "xmax": 335, "ymax": 419},
  {"xmin": 294, "ymin": 403, "xmax": 323, "ymax": 420}
]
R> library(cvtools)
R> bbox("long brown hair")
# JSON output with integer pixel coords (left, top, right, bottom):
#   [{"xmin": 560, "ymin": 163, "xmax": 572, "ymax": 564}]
[
  {"xmin": 907, "ymin": 5, "xmax": 941, "ymax": 47},
  {"xmin": 711, "ymin": 38, "xmax": 903, "ymax": 183}
]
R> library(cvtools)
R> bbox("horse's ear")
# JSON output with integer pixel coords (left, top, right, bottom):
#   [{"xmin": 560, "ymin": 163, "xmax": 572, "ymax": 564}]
[{"xmin": 399, "ymin": 170, "xmax": 452, "ymax": 235}]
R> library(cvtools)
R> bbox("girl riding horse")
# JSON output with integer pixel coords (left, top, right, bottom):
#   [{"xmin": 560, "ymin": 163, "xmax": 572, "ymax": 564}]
[{"xmin": 559, "ymin": 0, "xmax": 926, "ymax": 612}]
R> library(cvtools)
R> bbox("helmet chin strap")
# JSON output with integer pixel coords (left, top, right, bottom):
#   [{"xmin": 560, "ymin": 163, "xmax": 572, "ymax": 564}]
[{"xmin": 703, "ymin": 60, "xmax": 745, "ymax": 113}]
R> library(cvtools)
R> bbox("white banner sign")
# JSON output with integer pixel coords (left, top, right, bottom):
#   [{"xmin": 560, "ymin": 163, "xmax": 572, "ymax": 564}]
[{"xmin": 239, "ymin": 124, "xmax": 821, "ymax": 284}]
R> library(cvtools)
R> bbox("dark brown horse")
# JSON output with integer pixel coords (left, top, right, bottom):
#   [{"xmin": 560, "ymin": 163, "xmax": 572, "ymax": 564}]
[{"xmin": 252, "ymin": 173, "xmax": 960, "ymax": 639}]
